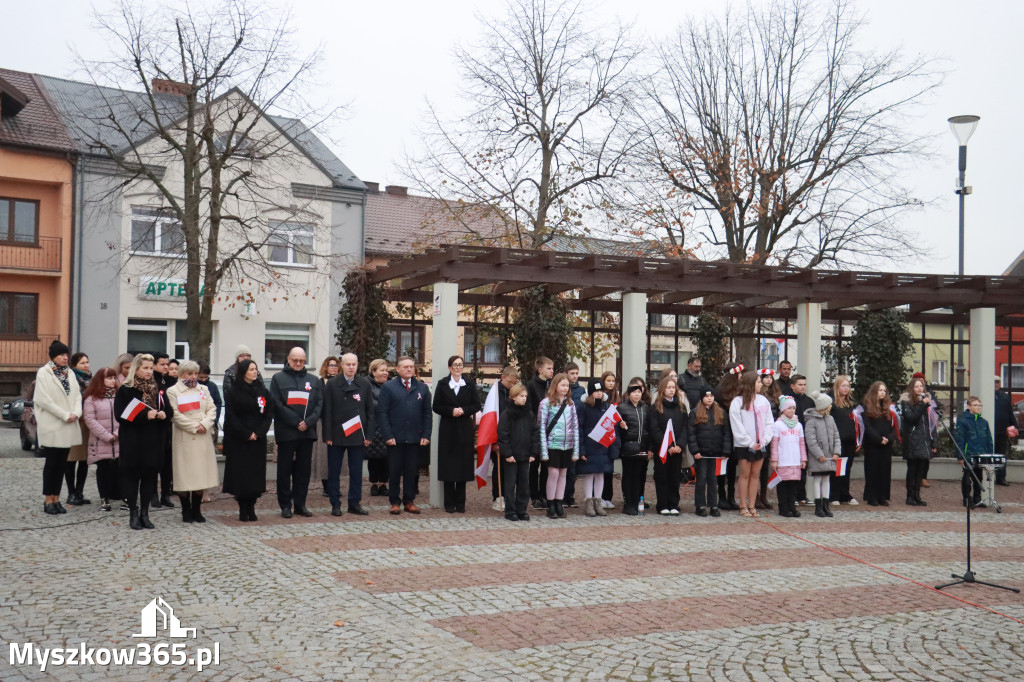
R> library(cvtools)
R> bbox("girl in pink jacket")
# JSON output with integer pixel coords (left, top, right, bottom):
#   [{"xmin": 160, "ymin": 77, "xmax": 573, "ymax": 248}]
[{"xmin": 83, "ymin": 368, "xmax": 120, "ymax": 512}]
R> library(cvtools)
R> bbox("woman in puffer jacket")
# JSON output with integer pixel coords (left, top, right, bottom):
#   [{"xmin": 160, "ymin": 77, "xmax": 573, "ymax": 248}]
[
  {"xmin": 900, "ymin": 377, "xmax": 936, "ymax": 507},
  {"xmin": 83, "ymin": 368, "xmax": 120, "ymax": 512},
  {"xmin": 616, "ymin": 380, "xmax": 651, "ymax": 516}
]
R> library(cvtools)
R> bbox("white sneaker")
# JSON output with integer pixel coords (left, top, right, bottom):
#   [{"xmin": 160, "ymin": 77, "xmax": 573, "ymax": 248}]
[
  {"xmin": 669, "ymin": 508, "xmax": 680, "ymax": 515},
  {"xmin": 659, "ymin": 509, "xmax": 671, "ymax": 515},
  {"xmin": 600, "ymin": 499, "xmax": 614, "ymax": 509},
  {"xmin": 492, "ymin": 499, "xmax": 504, "ymax": 511},
  {"xmin": 847, "ymin": 499, "xmax": 859, "ymax": 506}
]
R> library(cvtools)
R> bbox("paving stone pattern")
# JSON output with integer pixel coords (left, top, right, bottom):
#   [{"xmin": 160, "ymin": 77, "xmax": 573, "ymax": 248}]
[{"xmin": 1, "ymin": 457, "xmax": 1022, "ymax": 680}]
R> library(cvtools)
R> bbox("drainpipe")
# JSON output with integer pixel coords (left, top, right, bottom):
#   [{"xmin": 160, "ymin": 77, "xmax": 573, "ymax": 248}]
[
  {"xmin": 73, "ymin": 155, "xmax": 85, "ymax": 349},
  {"xmin": 360, "ymin": 186, "xmax": 366, "ymax": 264}
]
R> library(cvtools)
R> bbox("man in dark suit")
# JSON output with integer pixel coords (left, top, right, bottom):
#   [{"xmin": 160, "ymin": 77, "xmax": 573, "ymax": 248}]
[
  {"xmin": 323, "ymin": 352, "xmax": 375, "ymax": 516},
  {"xmin": 375, "ymin": 356, "xmax": 432, "ymax": 514}
]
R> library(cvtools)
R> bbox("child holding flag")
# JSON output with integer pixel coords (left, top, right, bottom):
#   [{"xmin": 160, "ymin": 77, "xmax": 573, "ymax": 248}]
[
  {"xmin": 804, "ymin": 392, "xmax": 842, "ymax": 518},
  {"xmin": 687, "ymin": 388, "xmax": 732, "ymax": 517},
  {"xmin": 770, "ymin": 396, "xmax": 806, "ymax": 518},
  {"xmin": 578, "ymin": 379, "xmax": 623, "ymax": 517},
  {"xmin": 497, "ymin": 383, "xmax": 538, "ymax": 521},
  {"xmin": 648, "ymin": 376, "xmax": 689, "ymax": 515},
  {"xmin": 537, "ymin": 373, "xmax": 579, "ymax": 520}
]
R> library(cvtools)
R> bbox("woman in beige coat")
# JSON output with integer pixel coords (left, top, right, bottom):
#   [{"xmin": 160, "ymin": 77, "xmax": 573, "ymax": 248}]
[
  {"xmin": 35, "ymin": 340, "xmax": 83, "ymax": 515},
  {"xmin": 166, "ymin": 360, "xmax": 219, "ymax": 523}
]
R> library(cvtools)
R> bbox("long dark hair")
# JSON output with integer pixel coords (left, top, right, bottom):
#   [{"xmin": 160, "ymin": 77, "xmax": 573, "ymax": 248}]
[
  {"xmin": 653, "ymin": 377, "xmax": 680, "ymax": 415},
  {"xmin": 84, "ymin": 367, "xmax": 118, "ymax": 400},
  {"xmin": 864, "ymin": 381, "xmax": 891, "ymax": 418},
  {"xmin": 738, "ymin": 372, "xmax": 760, "ymax": 410}
]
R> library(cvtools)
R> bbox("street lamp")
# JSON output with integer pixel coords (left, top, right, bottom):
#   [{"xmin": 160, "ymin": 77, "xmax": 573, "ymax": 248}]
[{"xmin": 948, "ymin": 114, "xmax": 980, "ymax": 422}]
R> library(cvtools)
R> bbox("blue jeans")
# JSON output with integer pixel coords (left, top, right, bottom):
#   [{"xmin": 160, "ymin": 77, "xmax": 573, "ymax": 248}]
[{"xmin": 327, "ymin": 444, "xmax": 365, "ymax": 506}]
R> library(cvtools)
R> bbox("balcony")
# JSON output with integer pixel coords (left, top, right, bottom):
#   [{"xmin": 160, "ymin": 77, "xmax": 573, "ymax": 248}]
[
  {"xmin": 0, "ymin": 334, "xmax": 59, "ymax": 372},
  {"xmin": 0, "ymin": 236, "xmax": 62, "ymax": 274}
]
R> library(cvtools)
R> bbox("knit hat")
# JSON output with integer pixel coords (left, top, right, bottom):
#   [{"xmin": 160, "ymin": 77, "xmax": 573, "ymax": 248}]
[
  {"xmin": 588, "ymin": 378, "xmax": 604, "ymax": 395},
  {"xmin": 779, "ymin": 395, "xmax": 796, "ymax": 413},
  {"xmin": 811, "ymin": 391, "xmax": 833, "ymax": 411},
  {"xmin": 48, "ymin": 339, "xmax": 70, "ymax": 359},
  {"xmin": 234, "ymin": 344, "xmax": 253, "ymax": 360},
  {"xmin": 912, "ymin": 372, "xmax": 926, "ymax": 380},
  {"xmin": 626, "ymin": 383, "xmax": 644, "ymax": 395}
]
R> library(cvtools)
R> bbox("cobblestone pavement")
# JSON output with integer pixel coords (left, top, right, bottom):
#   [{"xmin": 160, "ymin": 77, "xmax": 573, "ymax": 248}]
[{"xmin": 1, "ymin": 457, "xmax": 1022, "ymax": 680}]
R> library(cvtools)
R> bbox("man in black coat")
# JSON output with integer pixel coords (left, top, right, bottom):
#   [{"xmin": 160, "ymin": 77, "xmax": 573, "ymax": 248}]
[
  {"xmin": 526, "ymin": 356, "xmax": 554, "ymax": 509},
  {"xmin": 269, "ymin": 347, "xmax": 323, "ymax": 518},
  {"xmin": 776, "ymin": 361, "xmax": 795, "ymax": 396},
  {"xmin": 679, "ymin": 356, "xmax": 713, "ymax": 410},
  {"xmin": 150, "ymin": 352, "xmax": 175, "ymax": 509},
  {"xmin": 994, "ymin": 376, "xmax": 1018, "ymax": 486},
  {"xmin": 323, "ymin": 353, "xmax": 375, "ymax": 516},
  {"xmin": 375, "ymin": 356, "xmax": 432, "ymax": 514}
]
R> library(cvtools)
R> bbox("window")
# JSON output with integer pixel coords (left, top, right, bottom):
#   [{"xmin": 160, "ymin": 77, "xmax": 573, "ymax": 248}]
[
  {"xmin": 265, "ymin": 323, "xmax": 311, "ymax": 367},
  {"xmin": 760, "ymin": 340, "xmax": 780, "ymax": 370},
  {"xmin": 1002, "ymin": 364, "xmax": 1024, "ymax": 389},
  {"xmin": 464, "ymin": 330, "xmax": 505, "ymax": 365},
  {"xmin": 126, "ymin": 318, "xmax": 169, "ymax": 355},
  {"xmin": 0, "ymin": 292, "xmax": 38, "ymax": 336},
  {"xmin": 650, "ymin": 350, "xmax": 676, "ymax": 366},
  {"xmin": 931, "ymin": 360, "xmax": 948, "ymax": 385},
  {"xmin": 130, "ymin": 207, "xmax": 184, "ymax": 255},
  {"xmin": 388, "ymin": 325, "xmax": 425, "ymax": 364},
  {"xmin": 268, "ymin": 222, "xmax": 313, "ymax": 266},
  {"xmin": 0, "ymin": 197, "xmax": 39, "ymax": 244}
]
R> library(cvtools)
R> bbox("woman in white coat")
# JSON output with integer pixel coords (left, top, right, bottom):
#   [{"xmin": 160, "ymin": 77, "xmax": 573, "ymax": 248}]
[
  {"xmin": 166, "ymin": 360, "xmax": 219, "ymax": 523},
  {"xmin": 35, "ymin": 340, "xmax": 83, "ymax": 515}
]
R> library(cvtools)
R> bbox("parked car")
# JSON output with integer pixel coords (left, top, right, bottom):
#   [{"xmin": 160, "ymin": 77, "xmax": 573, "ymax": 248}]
[
  {"xmin": 20, "ymin": 401, "xmax": 37, "ymax": 453},
  {"xmin": 2, "ymin": 396, "xmax": 25, "ymax": 423}
]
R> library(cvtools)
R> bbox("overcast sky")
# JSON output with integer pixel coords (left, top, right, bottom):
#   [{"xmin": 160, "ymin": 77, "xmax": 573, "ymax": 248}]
[{"xmin": 4, "ymin": 0, "xmax": 1021, "ymax": 276}]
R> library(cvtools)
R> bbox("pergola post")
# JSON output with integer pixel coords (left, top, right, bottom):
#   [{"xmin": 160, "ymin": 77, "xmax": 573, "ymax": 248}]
[
  {"xmin": 622, "ymin": 292, "xmax": 647, "ymax": 384},
  {"xmin": 796, "ymin": 302, "xmax": 823, "ymax": 391},
  {"xmin": 969, "ymin": 307, "xmax": 996, "ymax": 427},
  {"xmin": 429, "ymin": 281, "xmax": 458, "ymax": 508}
]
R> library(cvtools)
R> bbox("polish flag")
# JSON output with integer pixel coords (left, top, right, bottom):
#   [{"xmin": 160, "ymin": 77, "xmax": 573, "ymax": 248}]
[
  {"xmin": 588, "ymin": 405, "xmax": 622, "ymax": 447},
  {"xmin": 835, "ymin": 457, "xmax": 848, "ymax": 476},
  {"xmin": 120, "ymin": 398, "xmax": 147, "ymax": 422},
  {"xmin": 767, "ymin": 470, "xmax": 782, "ymax": 489},
  {"xmin": 713, "ymin": 457, "xmax": 729, "ymax": 476},
  {"xmin": 286, "ymin": 390, "xmax": 309, "ymax": 406},
  {"xmin": 658, "ymin": 419, "xmax": 675, "ymax": 463},
  {"xmin": 342, "ymin": 415, "xmax": 362, "ymax": 437},
  {"xmin": 176, "ymin": 392, "xmax": 202, "ymax": 413},
  {"xmin": 474, "ymin": 385, "xmax": 501, "ymax": 489}
]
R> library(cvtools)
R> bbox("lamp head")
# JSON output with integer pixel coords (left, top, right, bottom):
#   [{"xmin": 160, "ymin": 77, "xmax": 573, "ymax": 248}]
[{"xmin": 948, "ymin": 115, "xmax": 980, "ymax": 146}]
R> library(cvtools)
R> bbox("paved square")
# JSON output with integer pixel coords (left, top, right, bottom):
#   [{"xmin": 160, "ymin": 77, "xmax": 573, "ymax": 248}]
[{"xmin": 1, "ymin": 455, "xmax": 1022, "ymax": 680}]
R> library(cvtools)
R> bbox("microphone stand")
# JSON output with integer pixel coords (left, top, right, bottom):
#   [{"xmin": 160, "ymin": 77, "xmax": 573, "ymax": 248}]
[{"xmin": 934, "ymin": 410, "xmax": 1019, "ymax": 593}]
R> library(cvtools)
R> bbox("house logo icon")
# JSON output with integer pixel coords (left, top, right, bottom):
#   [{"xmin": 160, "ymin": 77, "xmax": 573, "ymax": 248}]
[{"xmin": 133, "ymin": 597, "xmax": 197, "ymax": 639}]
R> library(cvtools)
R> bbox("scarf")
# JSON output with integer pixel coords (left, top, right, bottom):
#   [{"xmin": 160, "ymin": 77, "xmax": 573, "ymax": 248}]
[
  {"xmin": 134, "ymin": 376, "xmax": 160, "ymax": 409},
  {"xmin": 103, "ymin": 387, "xmax": 116, "ymax": 399},
  {"xmin": 49, "ymin": 362, "xmax": 71, "ymax": 395},
  {"xmin": 182, "ymin": 378, "xmax": 198, "ymax": 389},
  {"xmin": 72, "ymin": 368, "xmax": 92, "ymax": 389},
  {"xmin": 780, "ymin": 415, "xmax": 799, "ymax": 429}
]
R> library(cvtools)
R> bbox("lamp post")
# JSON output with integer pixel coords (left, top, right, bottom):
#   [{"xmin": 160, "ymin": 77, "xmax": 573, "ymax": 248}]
[{"xmin": 948, "ymin": 114, "xmax": 980, "ymax": 421}]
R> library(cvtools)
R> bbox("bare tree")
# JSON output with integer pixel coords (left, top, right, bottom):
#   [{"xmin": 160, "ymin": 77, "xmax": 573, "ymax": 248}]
[
  {"xmin": 404, "ymin": 0, "xmax": 640, "ymax": 248},
  {"xmin": 71, "ymin": 0, "xmax": 336, "ymax": 364},
  {"xmin": 630, "ymin": 0, "xmax": 941, "ymax": 367}
]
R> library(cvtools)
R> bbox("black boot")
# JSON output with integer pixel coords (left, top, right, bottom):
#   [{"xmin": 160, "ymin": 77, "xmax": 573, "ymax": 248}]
[
  {"xmin": 823, "ymin": 498, "xmax": 834, "ymax": 518},
  {"xmin": 238, "ymin": 499, "xmax": 249, "ymax": 522},
  {"xmin": 191, "ymin": 493, "xmax": 206, "ymax": 522},
  {"xmin": 814, "ymin": 498, "xmax": 826, "ymax": 518},
  {"xmin": 129, "ymin": 506, "xmax": 143, "ymax": 530},
  {"xmin": 555, "ymin": 500, "xmax": 566, "ymax": 518},
  {"xmin": 248, "ymin": 500, "xmax": 258, "ymax": 522},
  {"xmin": 139, "ymin": 506, "xmax": 155, "ymax": 529},
  {"xmin": 150, "ymin": 493, "xmax": 162, "ymax": 508},
  {"xmin": 160, "ymin": 493, "xmax": 175, "ymax": 509},
  {"xmin": 546, "ymin": 500, "xmax": 558, "ymax": 519},
  {"xmin": 180, "ymin": 495, "xmax": 194, "ymax": 523}
]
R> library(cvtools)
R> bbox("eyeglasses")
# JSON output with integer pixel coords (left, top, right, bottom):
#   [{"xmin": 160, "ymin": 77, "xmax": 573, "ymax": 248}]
[{"xmin": 450, "ymin": 363, "xmax": 464, "ymax": 368}]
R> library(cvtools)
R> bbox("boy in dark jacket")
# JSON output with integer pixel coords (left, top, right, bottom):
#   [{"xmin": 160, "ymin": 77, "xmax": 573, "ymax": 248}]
[
  {"xmin": 955, "ymin": 396, "xmax": 994, "ymax": 508},
  {"xmin": 497, "ymin": 383, "xmax": 538, "ymax": 521}
]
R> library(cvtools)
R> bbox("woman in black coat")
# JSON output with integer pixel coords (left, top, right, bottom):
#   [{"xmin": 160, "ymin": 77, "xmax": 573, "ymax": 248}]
[
  {"xmin": 617, "ymin": 381, "xmax": 651, "ymax": 516},
  {"xmin": 366, "ymin": 359, "xmax": 391, "ymax": 497},
  {"xmin": 222, "ymin": 359, "xmax": 273, "ymax": 522},
  {"xmin": 648, "ymin": 376, "xmax": 690, "ymax": 515},
  {"xmin": 115, "ymin": 353, "xmax": 171, "ymax": 530},
  {"xmin": 829, "ymin": 375, "xmax": 858, "ymax": 505},
  {"xmin": 860, "ymin": 381, "xmax": 898, "ymax": 507},
  {"xmin": 687, "ymin": 388, "xmax": 733, "ymax": 516},
  {"xmin": 432, "ymin": 355, "xmax": 482, "ymax": 513}
]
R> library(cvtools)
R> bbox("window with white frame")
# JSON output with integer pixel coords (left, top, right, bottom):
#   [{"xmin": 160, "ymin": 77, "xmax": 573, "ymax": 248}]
[
  {"xmin": 268, "ymin": 222, "xmax": 313, "ymax": 266},
  {"xmin": 265, "ymin": 323, "xmax": 311, "ymax": 367},
  {"xmin": 1002, "ymin": 364, "xmax": 1024, "ymax": 389},
  {"xmin": 126, "ymin": 318, "xmax": 169, "ymax": 355},
  {"xmin": 930, "ymin": 360, "xmax": 948, "ymax": 385},
  {"xmin": 464, "ymin": 329, "xmax": 505, "ymax": 365},
  {"xmin": 130, "ymin": 207, "xmax": 185, "ymax": 255}
]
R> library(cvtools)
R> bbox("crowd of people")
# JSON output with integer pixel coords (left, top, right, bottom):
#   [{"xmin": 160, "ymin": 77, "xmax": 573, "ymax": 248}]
[{"xmin": 30, "ymin": 340, "xmax": 1018, "ymax": 527}]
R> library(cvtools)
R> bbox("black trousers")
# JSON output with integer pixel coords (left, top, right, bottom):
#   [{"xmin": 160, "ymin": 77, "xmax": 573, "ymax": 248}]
[
  {"xmin": 906, "ymin": 458, "xmax": 927, "ymax": 496},
  {"xmin": 120, "ymin": 465, "xmax": 157, "ymax": 508},
  {"xmin": 367, "ymin": 457, "xmax": 389, "ymax": 484},
  {"xmin": 777, "ymin": 479, "xmax": 799, "ymax": 515},
  {"xmin": 562, "ymin": 459, "xmax": 576, "ymax": 503},
  {"xmin": 694, "ymin": 457, "xmax": 719, "ymax": 509},
  {"xmin": 717, "ymin": 452, "xmax": 738, "ymax": 502},
  {"xmin": 830, "ymin": 440, "xmax": 856, "ymax": 502},
  {"xmin": 327, "ymin": 445, "xmax": 365, "ymax": 506},
  {"xmin": 620, "ymin": 456, "xmax": 649, "ymax": 510},
  {"xmin": 64, "ymin": 460, "xmax": 88, "ymax": 495},
  {"xmin": 277, "ymin": 439, "xmax": 313, "ymax": 509},
  {"xmin": 961, "ymin": 461, "xmax": 983, "ymax": 502},
  {"xmin": 529, "ymin": 458, "xmax": 549, "ymax": 501},
  {"xmin": 95, "ymin": 459, "xmax": 120, "ymax": 500},
  {"xmin": 388, "ymin": 443, "xmax": 421, "ymax": 505},
  {"xmin": 797, "ymin": 466, "xmax": 809, "ymax": 501},
  {"xmin": 863, "ymin": 447, "xmax": 892, "ymax": 503},
  {"xmin": 653, "ymin": 453, "xmax": 682, "ymax": 511},
  {"xmin": 157, "ymin": 437, "xmax": 173, "ymax": 496},
  {"xmin": 443, "ymin": 481, "xmax": 467, "ymax": 511},
  {"xmin": 41, "ymin": 446, "xmax": 70, "ymax": 496},
  {"xmin": 602, "ymin": 471, "xmax": 614, "ymax": 502},
  {"xmin": 502, "ymin": 459, "xmax": 530, "ymax": 516}
]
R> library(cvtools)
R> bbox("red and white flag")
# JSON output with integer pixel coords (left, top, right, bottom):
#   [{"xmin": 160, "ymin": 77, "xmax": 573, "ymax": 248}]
[
  {"xmin": 176, "ymin": 392, "xmax": 201, "ymax": 413},
  {"xmin": 588, "ymin": 404, "xmax": 622, "ymax": 447},
  {"xmin": 474, "ymin": 384, "xmax": 501, "ymax": 489},
  {"xmin": 286, "ymin": 390, "xmax": 309, "ymax": 406},
  {"xmin": 713, "ymin": 457, "xmax": 729, "ymax": 476},
  {"xmin": 120, "ymin": 397, "xmax": 147, "ymax": 422},
  {"xmin": 767, "ymin": 470, "xmax": 782, "ymax": 489},
  {"xmin": 835, "ymin": 457, "xmax": 848, "ymax": 476},
  {"xmin": 658, "ymin": 419, "xmax": 675, "ymax": 463},
  {"xmin": 342, "ymin": 415, "xmax": 363, "ymax": 437}
]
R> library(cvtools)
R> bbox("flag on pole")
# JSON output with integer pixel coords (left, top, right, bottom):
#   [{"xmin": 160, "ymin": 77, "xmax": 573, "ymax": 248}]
[
  {"xmin": 342, "ymin": 415, "xmax": 363, "ymax": 437},
  {"xmin": 588, "ymin": 404, "xmax": 622, "ymax": 447},
  {"xmin": 474, "ymin": 385, "xmax": 501, "ymax": 489},
  {"xmin": 658, "ymin": 419, "xmax": 675, "ymax": 463},
  {"xmin": 120, "ymin": 397, "xmax": 147, "ymax": 422},
  {"xmin": 767, "ymin": 470, "xmax": 782, "ymax": 489},
  {"xmin": 286, "ymin": 390, "xmax": 310, "ymax": 406},
  {"xmin": 835, "ymin": 457, "xmax": 848, "ymax": 476},
  {"xmin": 176, "ymin": 392, "xmax": 202, "ymax": 413},
  {"xmin": 713, "ymin": 457, "xmax": 729, "ymax": 476}
]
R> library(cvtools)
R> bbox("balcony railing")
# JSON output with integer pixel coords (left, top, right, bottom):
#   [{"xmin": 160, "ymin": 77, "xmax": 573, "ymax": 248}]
[
  {"xmin": 0, "ymin": 236, "xmax": 62, "ymax": 272},
  {"xmin": 0, "ymin": 334, "xmax": 60, "ymax": 371}
]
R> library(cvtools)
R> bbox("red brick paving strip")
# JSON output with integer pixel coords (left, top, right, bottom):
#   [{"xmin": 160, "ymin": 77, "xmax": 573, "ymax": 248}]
[
  {"xmin": 264, "ymin": 520, "xmax": 1022, "ymax": 554},
  {"xmin": 431, "ymin": 582, "xmax": 1024, "ymax": 651},
  {"xmin": 334, "ymin": 545, "xmax": 1024, "ymax": 593}
]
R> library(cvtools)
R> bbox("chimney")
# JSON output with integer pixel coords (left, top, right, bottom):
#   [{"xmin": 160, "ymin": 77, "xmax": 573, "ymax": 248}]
[
  {"xmin": 151, "ymin": 78, "xmax": 192, "ymax": 97},
  {"xmin": 385, "ymin": 185, "xmax": 408, "ymax": 197},
  {"xmin": 364, "ymin": 181, "xmax": 380, "ymax": 194}
]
